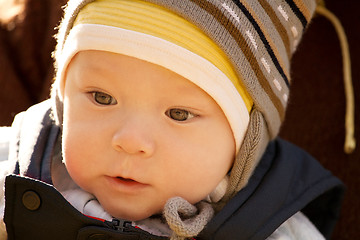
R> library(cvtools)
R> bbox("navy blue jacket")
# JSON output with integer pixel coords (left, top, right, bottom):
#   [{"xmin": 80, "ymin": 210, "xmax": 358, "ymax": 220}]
[{"xmin": 3, "ymin": 101, "xmax": 344, "ymax": 239}]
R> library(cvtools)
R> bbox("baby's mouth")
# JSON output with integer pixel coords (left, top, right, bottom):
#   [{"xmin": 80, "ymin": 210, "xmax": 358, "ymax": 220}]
[
  {"xmin": 107, "ymin": 176, "xmax": 149, "ymax": 190},
  {"xmin": 116, "ymin": 177, "xmax": 136, "ymax": 183}
]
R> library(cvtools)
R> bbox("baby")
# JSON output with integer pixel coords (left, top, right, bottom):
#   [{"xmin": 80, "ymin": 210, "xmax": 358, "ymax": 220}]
[{"xmin": 0, "ymin": 0, "xmax": 344, "ymax": 239}]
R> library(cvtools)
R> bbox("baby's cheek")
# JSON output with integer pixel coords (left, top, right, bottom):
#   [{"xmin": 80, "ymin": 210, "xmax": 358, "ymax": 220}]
[
  {"xmin": 63, "ymin": 150, "xmax": 79, "ymax": 178},
  {"xmin": 62, "ymin": 142, "xmax": 86, "ymax": 184}
]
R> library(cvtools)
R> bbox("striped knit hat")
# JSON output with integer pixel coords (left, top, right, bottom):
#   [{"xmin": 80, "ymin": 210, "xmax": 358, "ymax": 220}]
[{"xmin": 52, "ymin": 0, "xmax": 317, "ymax": 209}]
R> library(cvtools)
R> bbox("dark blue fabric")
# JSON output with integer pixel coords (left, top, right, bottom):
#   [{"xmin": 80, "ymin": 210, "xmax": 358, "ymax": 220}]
[
  {"xmin": 199, "ymin": 139, "xmax": 344, "ymax": 240},
  {"xmin": 4, "ymin": 175, "xmax": 166, "ymax": 240},
  {"xmin": 7, "ymin": 100, "xmax": 60, "ymax": 184}
]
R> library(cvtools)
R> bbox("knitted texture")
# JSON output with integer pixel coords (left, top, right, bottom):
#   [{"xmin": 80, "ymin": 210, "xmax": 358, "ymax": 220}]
[
  {"xmin": 164, "ymin": 197, "xmax": 214, "ymax": 239},
  {"xmin": 221, "ymin": 109, "xmax": 270, "ymax": 205}
]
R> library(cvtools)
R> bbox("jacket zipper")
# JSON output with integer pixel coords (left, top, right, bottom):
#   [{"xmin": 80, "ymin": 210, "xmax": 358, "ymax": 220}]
[{"xmin": 106, "ymin": 218, "xmax": 132, "ymax": 232}]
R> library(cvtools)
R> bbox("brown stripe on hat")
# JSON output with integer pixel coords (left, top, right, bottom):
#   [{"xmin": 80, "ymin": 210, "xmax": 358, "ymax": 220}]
[
  {"xmin": 239, "ymin": 0, "xmax": 290, "ymax": 80},
  {"xmin": 285, "ymin": 0, "xmax": 307, "ymax": 28},
  {"xmin": 231, "ymin": 0, "xmax": 290, "ymax": 87},
  {"xmin": 293, "ymin": 0, "xmax": 314, "ymax": 22},
  {"xmin": 258, "ymin": 0, "xmax": 291, "ymax": 58},
  {"xmin": 189, "ymin": 0, "xmax": 286, "ymax": 121},
  {"xmin": 266, "ymin": 0, "xmax": 305, "ymax": 55}
]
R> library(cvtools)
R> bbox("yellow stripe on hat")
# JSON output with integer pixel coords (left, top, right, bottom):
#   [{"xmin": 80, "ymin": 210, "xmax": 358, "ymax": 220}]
[{"xmin": 73, "ymin": 0, "xmax": 253, "ymax": 111}]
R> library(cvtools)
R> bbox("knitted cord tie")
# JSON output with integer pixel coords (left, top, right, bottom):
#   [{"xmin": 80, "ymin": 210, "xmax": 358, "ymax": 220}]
[
  {"xmin": 164, "ymin": 197, "xmax": 214, "ymax": 239},
  {"xmin": 316, "ymin": 4, "xmax": 356, "ymax": 154}
]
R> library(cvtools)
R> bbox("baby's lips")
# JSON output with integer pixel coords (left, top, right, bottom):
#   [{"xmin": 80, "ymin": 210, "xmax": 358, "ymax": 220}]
[{"xmin": 116, "ymin": 176, "xmax": 136, "ymax": 182}]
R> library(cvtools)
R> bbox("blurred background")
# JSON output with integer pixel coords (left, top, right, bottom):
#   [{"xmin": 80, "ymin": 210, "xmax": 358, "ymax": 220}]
[{"xmin": 0, "ymin": 0, "xmax": 359, "ymax": 239}]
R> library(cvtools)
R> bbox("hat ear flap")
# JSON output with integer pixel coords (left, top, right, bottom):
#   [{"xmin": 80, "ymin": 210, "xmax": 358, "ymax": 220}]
[
  {"xmin": 50, "ymin": 85, "xmax": 64, "ymax": 128},
  {"xmin": 221, "ymin": 109, "xmax": 270, "ymax": 204}
]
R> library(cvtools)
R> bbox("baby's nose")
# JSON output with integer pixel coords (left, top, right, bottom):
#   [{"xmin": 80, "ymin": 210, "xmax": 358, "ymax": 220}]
[{"xmin": 111, "ymin": 118, "xmax": 155, "ymax": 156}]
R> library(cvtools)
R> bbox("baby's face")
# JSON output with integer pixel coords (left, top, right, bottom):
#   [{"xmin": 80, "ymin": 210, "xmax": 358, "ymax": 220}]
[{"xmin": 62, "ymin": 50, "xmax": 235, "ymax": 221}]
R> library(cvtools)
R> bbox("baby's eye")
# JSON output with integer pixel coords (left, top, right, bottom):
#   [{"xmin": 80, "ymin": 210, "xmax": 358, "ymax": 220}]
[
  {"xmin": 92, "ymin": 92, "xmax": 117, "ymax": 105},
  {"xmin": 166, "ymin": 108, "xmax": 195, "ymax": 121}
]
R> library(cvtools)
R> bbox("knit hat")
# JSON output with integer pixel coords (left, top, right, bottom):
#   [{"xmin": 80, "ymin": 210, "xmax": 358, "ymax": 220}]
[{"xmin": 51, "ymin": 0, "xmax": 318, "ymax": 237}]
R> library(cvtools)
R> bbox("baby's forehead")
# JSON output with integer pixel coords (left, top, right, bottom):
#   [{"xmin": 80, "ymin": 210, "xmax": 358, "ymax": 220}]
[{"xmin": 67, "ymin": 50, "xmax": 209, "ymax": 92}]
